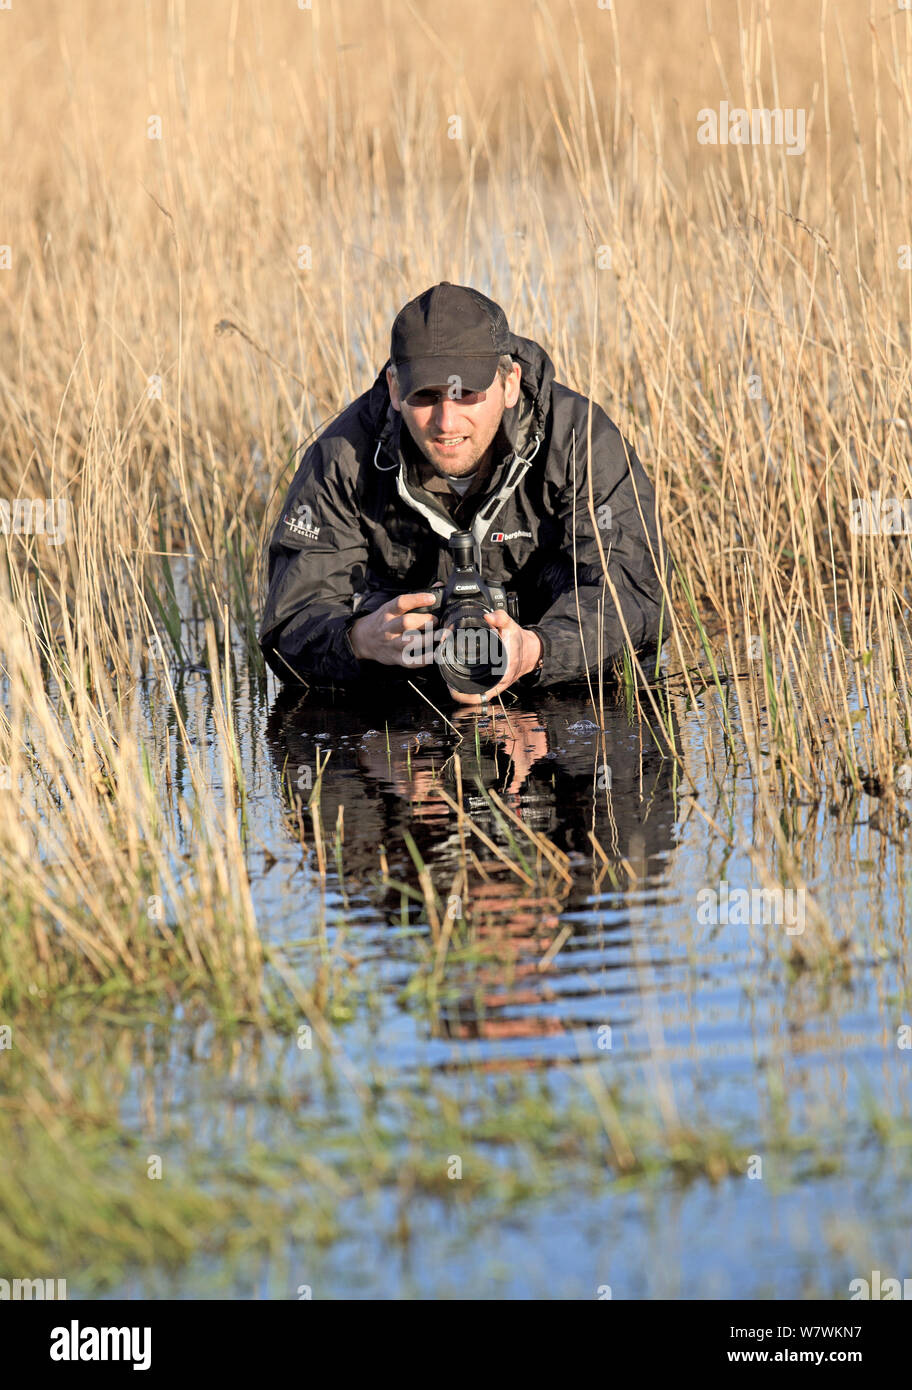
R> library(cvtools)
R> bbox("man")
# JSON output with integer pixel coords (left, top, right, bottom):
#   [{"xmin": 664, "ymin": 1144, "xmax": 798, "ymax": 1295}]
[{"xmin": 259, "ymin": 281, "xmax": 666, "ymax": 704}]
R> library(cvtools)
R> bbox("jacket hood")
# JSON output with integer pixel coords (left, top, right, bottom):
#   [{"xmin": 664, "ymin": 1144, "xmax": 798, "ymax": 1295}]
[{"xmin": 368, "ymin": 330, "xmax": 556, "ymax": 465}]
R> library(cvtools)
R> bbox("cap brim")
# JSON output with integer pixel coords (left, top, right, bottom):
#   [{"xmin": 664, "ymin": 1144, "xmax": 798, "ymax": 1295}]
[{"xmin": 397, "ymin": 355, "xmax": 500, "ymax": 399}]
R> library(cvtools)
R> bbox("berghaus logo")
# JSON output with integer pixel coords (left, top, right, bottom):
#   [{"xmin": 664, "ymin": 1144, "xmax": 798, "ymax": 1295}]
[{"xmin": 491, "ymin": 530, "xmax": 532, "ymax": 542}]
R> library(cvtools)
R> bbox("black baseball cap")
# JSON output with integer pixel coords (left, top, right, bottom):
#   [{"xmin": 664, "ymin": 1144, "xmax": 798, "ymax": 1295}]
[{"xmin": 390, "ymin": 282, "xmax": 511, "ymax": 399}]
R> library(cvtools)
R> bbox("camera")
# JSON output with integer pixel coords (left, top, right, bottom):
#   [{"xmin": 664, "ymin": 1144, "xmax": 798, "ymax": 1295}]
[{"xmin": 417, "ymin": 531, "xmax": 520, "ymax": 695}]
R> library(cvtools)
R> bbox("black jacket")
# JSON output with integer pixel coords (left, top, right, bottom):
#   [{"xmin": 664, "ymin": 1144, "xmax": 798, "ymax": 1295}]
[{"xmin": 259, "ymin": 332, "xmax": 665, "ymax": 687}]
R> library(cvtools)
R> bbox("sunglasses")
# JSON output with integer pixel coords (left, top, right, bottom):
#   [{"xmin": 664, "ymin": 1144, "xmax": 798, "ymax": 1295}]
[{"xmin": 405, "ymin": 386, "xmax": 489, "ymax": 408}]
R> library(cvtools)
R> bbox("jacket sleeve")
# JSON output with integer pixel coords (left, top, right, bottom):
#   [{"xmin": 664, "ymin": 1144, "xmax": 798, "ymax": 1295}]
[
  {"xmin": 258, "ymin": 442, "xmax": 374, "ymax": 684},
  {"xmin": 526, "ymin": 405, "xmax": 665, "ymax": 685}
]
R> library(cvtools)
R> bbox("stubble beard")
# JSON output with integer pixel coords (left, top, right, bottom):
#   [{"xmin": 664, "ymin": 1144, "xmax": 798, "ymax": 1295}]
[{"xmin": 412, "ymin": 417, "xmax": 503, "ymax": 480}]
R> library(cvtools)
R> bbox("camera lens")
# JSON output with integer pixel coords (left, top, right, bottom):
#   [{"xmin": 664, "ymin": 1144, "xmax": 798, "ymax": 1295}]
[{"xmin": 435, "ymin": 600, "xmax": 507, "ymax": 694}]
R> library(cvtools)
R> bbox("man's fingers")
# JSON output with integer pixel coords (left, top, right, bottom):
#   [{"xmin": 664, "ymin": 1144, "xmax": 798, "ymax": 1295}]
[
  {"xmin": 400, "ymin": 610, "xmax": 436, "ymax": 632},
  {"xmin": 392, "ymin": 591, "xmax": 437, "ymax": 614},
  {"xmin": 384, "ymin": 616, "xmax": 435, "ymax": 643}
]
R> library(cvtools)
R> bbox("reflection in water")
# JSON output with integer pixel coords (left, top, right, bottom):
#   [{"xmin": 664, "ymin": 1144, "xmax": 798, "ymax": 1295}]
[{"xmin": 265, "ymin": 684, "xmax": 680, "ymax": 1056}]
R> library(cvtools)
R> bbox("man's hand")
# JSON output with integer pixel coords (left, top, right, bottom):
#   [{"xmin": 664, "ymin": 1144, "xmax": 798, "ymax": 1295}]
[
  {"xmin": 348, "ymin": 592, "xmax": 437, "ymax": 667},
  {"xmin": 446, "ymin": 610, "xmax": 542, "ymax": 706}
]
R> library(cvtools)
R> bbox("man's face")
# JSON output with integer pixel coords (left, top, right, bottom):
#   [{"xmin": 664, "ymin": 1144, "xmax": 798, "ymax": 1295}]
[{"xmin": 387, "ymin": 365, "xmax": 521, "ymax": 477}]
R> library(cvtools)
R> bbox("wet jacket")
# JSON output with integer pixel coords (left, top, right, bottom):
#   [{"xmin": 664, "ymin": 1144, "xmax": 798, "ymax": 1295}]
[{"xmin": 259, "ymin": 332, "xmax": 665, "ymax": 688}]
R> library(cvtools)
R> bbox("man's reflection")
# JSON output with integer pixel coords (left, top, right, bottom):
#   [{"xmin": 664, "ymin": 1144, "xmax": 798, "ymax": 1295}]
[{"xmin": 265, "ymin": 685, "xmax": 680, "ymax": 1051}]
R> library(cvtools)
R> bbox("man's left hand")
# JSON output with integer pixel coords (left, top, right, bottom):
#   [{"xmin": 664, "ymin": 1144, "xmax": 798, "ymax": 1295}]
[{"xmin": 446, "ymin": 611, "xmax": 543, "ymax": 706}]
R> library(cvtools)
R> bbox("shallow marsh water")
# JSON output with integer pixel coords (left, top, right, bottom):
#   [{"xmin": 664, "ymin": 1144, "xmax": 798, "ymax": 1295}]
[{"xmin": 21, "ymin": 636, "xmax": 912, "ymax": 1301}]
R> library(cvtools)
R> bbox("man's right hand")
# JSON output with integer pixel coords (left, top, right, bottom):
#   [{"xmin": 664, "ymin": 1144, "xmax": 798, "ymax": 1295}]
[{"xmin": 348, "ymin": 592, "xmax": 438, "ymax": 667}]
